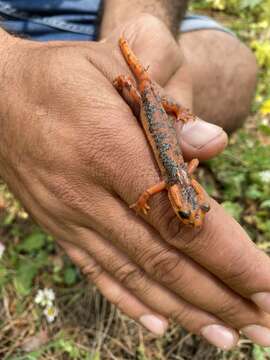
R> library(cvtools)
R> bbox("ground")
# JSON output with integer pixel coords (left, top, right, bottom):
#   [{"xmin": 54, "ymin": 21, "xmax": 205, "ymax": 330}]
[{"xmin": 0, "ymin": 0, "xmax": 270, "ymax": 359}]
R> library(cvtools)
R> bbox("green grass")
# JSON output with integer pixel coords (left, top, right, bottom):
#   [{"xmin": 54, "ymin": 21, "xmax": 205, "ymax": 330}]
[{"xmin": 0, "ymin": 0, "xmax": 270, "ymax": 359}]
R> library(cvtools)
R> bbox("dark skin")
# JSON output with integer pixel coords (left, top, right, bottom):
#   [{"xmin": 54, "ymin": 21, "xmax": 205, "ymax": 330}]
[{"xmin": 0, "ymin": 1, "xmax": 269, "ymax": 350}]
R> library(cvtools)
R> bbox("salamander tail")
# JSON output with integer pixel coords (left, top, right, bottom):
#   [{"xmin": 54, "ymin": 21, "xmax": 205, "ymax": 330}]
[{"xmin": 119, "ymin": 37, "xmax": 150, "ymax": 82}]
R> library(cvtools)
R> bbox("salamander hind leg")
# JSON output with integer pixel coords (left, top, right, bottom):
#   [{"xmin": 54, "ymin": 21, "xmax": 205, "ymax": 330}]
[
  {"xmin": 113, "ymin": 75, "xmax": 141, "ymax": 117},
  {"xmin": 130, "ymin": 181, "xmax": 166, "ymax": 215},
  {"xmin": 162, "ymin": 95, "xmax": 195, "ymax": 123}
]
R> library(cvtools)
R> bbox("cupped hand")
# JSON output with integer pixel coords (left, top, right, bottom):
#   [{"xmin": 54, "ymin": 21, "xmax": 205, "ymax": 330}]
[{"xmin": 1, "ymin": 15, "xmax": 270, "ymax": 350}]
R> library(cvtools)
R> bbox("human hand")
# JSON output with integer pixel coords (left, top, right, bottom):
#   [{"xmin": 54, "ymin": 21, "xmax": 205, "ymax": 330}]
[{"xmin": 1, "ymin": 15, "xmax": 270, "ymax": 350}]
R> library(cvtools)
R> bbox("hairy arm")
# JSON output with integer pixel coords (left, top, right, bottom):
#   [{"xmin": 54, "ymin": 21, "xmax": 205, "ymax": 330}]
[{"xmin": 99, "ymin": 0, "xmax": 189, "ymax": 39}]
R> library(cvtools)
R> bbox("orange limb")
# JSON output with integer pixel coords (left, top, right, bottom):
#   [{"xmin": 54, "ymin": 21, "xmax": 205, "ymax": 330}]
[
  {"xmin": 191, "ymin": 178, "xmax": 205, "ymax": 202},
  {"xmin": 119, "ymin": 37, "xmax": 149, "ymax": 82},
  {"xmin": 113, "ymin": 75, "xmax": 141, "ymax": 117},
  {"xmin": 188, "ymin": 158, "xmax": 199, "ymax": 175},
  {"xmin": 162, "ymin": 96, "xmax": 195, "ymax": 123},
  {"xmin": 191, "ymin": 178, "xmax": 210, "ymax": 212},
  {"xmin": 130, "ymin": 181, "xmax": 166, "ymax": 215}
]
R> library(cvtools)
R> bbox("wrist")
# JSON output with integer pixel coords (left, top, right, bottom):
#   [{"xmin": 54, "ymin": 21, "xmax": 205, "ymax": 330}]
[
  {"xmin": 0, "ymin": 29, "xmax": 25, "ymax": 178},
  {"xmin": 99, "ymin": 0, "xmax": 188, "ymax": 40},
  {"xmin": 0, "ymin": 28, "xmax": 26, "ymax": 83},
  {"xmin": 99, "ymin": 0, "xmax": 136, "ymax": 39},
  {"xmin": 0, "ymin": 28, "xmax": 17, "ymax": 62}
]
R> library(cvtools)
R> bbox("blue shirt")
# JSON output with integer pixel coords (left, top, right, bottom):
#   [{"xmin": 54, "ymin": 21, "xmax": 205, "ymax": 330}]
[
  {"xmin": 0, "ymin": 1, "xmax": 233, "ymax": 41},
  {"xmin": 0, "ymin": 0, "xmax": 102, "ymax": 40}
]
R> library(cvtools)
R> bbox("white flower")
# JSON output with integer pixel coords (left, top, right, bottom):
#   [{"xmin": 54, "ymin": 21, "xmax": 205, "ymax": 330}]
[
  {"xmin": 43, "ymin": 288, "xmax": 55, "ymax": 302},
  {"xmin": 259, "ymin": 170, "xmax": 270, "ymax": 184},
  {"xmin": 261, "ymin": 118, "xmax": 269, "ymax": 126},
  {"xmin": 35, "ymin": 290, "xmax": 45, "ymax": 305},
  {"xmin": 34, "ymin": 288, "xmax": 55, "ymax": 307},
  {"xmin": 43, "ymin": 305, "xmax": 58, "ymax": 323},
  {"xmin": 0, "ymin": 242, "xmax": 5, "ymax": 259}
]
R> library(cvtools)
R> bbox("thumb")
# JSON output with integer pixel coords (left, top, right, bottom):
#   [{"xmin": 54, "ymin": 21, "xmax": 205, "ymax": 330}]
[
  {"xmin": 176, "ymin": 119, "xmax": 228, "ymax": 161},
  {"xmin": 99, "ymin": 14, "xmax": 228, "ymax": 161},
  {"xmin": 162, "ymin": 59, "xmax": 228, "ymax": 161}
]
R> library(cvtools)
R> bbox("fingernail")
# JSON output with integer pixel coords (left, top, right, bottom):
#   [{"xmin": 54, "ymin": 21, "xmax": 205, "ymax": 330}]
[
  {"xmin": 241, "ymin": 325, "xmax": 270, "ymax": 346},
  {"xmin": 201, "ymin": 324, "xmax": 238, "ymax": 350},
  {"xmin": 251, "ymin": 292, "xmax": 270, "ymax": 313},
  {"xmin": 181, "ymin": 120, "xmax": 223, "ymax": 149},
  {"xmin": 140, "ymin": 314, "xmax": 167, "ymax": 336}
]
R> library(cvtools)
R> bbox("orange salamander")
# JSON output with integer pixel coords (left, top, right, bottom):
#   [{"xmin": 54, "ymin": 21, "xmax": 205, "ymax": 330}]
[{"xmin": 114, "ymin": 37, "xmax": 210, "ymax": 227}]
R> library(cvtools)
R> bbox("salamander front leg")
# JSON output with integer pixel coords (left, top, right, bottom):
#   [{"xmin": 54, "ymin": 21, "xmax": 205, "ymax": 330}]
[
  {"xmin": 162, "ymin": 95, "xmax": 195, "ymax": 123},
  {"xmin": 130, "ymin": 181, "xmax": 166, "ymax": 215},
  {"xmin": 191, "ymin": 178, "xmax": 210, "ymax": 213},
  {"xmin": 188, "ymin": 158, "xmax": 199, "ymax": 175},
  {"xmin": 113, "ymin": 75, "xmax": 141, "ymax": 117}
]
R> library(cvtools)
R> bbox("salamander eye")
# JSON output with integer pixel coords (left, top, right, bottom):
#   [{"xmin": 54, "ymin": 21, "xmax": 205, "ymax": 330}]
[
  {"xmin": 178, "ymin": 210, "xmax": 191, "ymax": 219},
  {"xmin": 200, "ymin": 203, "xmax": 210, "ymax": 213}
]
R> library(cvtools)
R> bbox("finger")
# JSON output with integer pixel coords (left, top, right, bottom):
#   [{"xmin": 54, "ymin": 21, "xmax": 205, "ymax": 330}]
[
  {"xmin": 21, "ymin": 157, "xmax": 268, "ymax": 347},
  {"xmin": 69, "ymin": 186, "xmax": 270, "ymax": 341},
  {"xmin": 59, "ymin": 239, "xmax": 168, "ymax": 336},
  {"xmin": 135, "ymin": 190, "xmax": 270, "ymax": 345},
  {"xmin": 59, "ymin": 232, "xmax": 239, "ymax": 350},
  {"xmin": 161, "ymin": 198, "xmax": 270, "ymax": 301}
]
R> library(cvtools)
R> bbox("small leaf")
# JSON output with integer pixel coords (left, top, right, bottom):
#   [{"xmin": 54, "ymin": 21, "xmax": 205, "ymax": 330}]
[
  {"xmin": 18, "ymin": 232, "xmax": 46, "ymax": 253},
  {"xmin": 13, "ymin": 262, "xmax": 38, "ymax": 296},
  {"xmin": 261, "ymin": 200, "xmax": 270, "ymax": 209},
  {"xmin": 64, "ymin": 267, "xmax": 77, "ymax": 286},
  {"xmin": 259, "ymin": 123, "xmax": 270, "ymax": 135},
  {"xmin": 252, "ymin": 344, "xmax": 268, "ymax": 360},
  {"xmin": 240, "ymin": 0, "xmax": 263, "ymax": 9},
  {"xmin": 245, "ymin": 184, "xmax": 263, "ymax": 200}
]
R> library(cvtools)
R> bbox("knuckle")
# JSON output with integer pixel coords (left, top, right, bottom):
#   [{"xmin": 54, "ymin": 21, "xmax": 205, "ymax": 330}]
[
  {"xmin": 81, "ymin": 260, "xmax": 103, "ymax": 282},
  {"xmin": 215, "ymin": 299, "xmax": 242, "ymax": 323},
  {"xmin": 110, "ymin": 293, "xmax": 126, "ymax": 310},
  {"xmin": 171, "ymin": 306, "xmax": 192, "ymax": 326},
  {"xmin": 113, "ymin": 263, "xmax": 146, "ymax": 293},
  {"xmin": 221, "ymin": 252, "xmax": 252, "ymax": 287},
  {"xmin": 145, "ymin": 249, "xmax": 186, "ymax": 286}
]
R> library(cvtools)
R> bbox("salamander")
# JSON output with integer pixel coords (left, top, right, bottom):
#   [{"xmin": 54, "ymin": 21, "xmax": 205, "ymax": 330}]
[{"xmin": 114, "ymin": 37, "xmax": 210, "ymax": 227}]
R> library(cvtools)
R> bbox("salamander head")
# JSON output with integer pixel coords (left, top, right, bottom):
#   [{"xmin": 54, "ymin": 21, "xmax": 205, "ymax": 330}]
[{"xmin": 168, "ymin": 184, "xmax": 210, "ymax": 227}]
